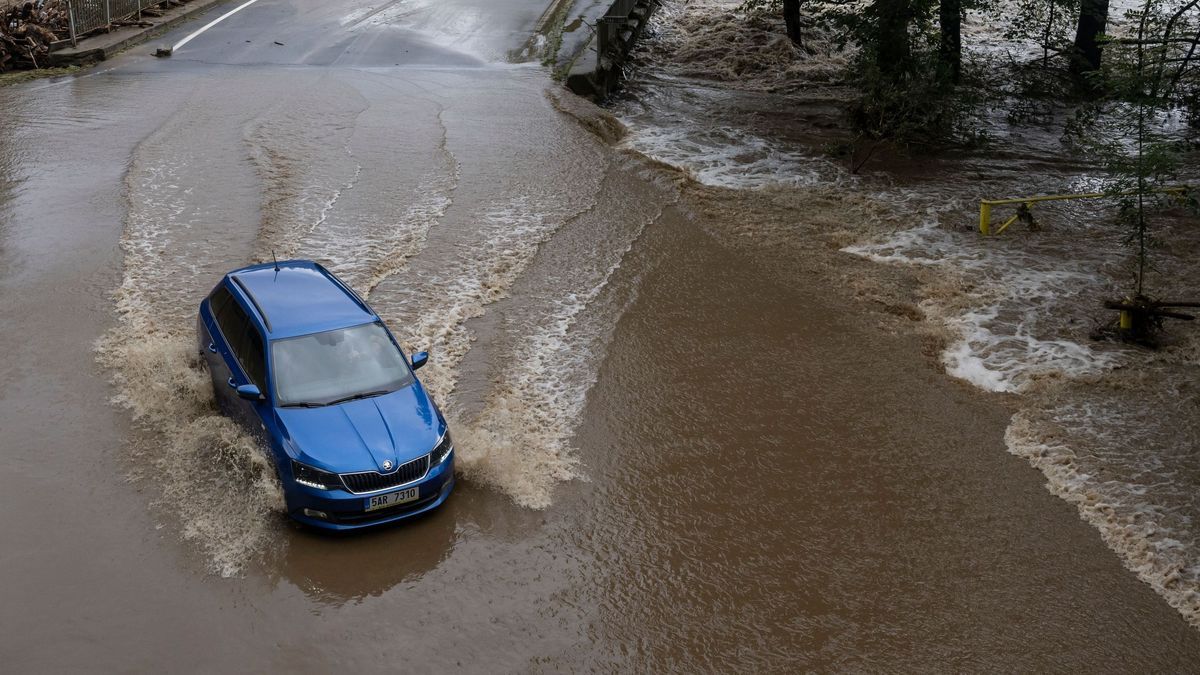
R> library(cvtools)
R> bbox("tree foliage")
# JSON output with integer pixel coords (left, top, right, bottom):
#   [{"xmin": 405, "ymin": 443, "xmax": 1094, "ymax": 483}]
[
  {"xmin": 986, "ymin": 0, "xmax": 1080, "ymax": 66},
  {"xmin": 1080, "ymin": 0, "xmax": 1199, "ymax": 298},
  {"xmin": 739, "ymin": 0, "xmax": 1200, "ymax": 306},
  {"xmin": 740, "ymin": 0, "xmax": 1200, "ymax": 144}
]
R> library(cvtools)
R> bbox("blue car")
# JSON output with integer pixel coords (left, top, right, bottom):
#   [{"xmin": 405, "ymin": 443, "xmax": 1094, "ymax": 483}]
[{"xmin": 196, "ymin": 260, "xmax": 455, "ymax": 530}]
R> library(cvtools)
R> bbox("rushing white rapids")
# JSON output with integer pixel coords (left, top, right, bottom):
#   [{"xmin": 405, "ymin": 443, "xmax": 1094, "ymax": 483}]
[{"xmin": 844, "ymin": 216, "xmax": 1125, "ymax": 393}]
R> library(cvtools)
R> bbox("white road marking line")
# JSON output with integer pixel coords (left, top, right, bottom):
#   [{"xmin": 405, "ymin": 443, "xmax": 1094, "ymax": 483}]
[{"xmin": 172, "ymin": 0, "xmax": 264, "ymax": 52}]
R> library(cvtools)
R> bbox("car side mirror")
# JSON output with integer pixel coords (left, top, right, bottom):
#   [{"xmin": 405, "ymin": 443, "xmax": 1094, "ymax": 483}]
[
  {"xmin": 411, "ymin": 351, "xmax": 429, "ymax": 371},
  {"xmin": 236, "ymin": 383, "xmax": 263, "ymax": 400}
]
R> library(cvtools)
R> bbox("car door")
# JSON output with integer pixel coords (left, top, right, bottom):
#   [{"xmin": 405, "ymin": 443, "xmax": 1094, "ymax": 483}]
[
  {"xmin": 229, "ymin": 320, "xmax": 271, "ymax": 444},
  {"xmin": 202, "ymin": 287, "xmax": 235, "ymax": 408}
]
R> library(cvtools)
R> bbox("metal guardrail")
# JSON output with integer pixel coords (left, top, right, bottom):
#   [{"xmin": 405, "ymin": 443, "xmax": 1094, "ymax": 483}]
[
  {"xmin": 67, "ymin": 0, "xmax": 164, "ymax": 46},
  {"xmin": 605, "ymin": 0, "xmax": 637, "ymax": 17},
  {"xmin": 596, "ymin": 0, "xmax": 643, "ymax": 60}
]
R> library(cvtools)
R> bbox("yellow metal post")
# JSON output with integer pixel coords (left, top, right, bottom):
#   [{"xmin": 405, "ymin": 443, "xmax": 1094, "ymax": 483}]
[
  {"xmin": 994, "ymin": 213, "xmax": 1020, "ymax": 235},
  {"xmin": 979, "ymin": 202, "xmax": 992, "ymax": 235},
  {"xmin": 1119, "ymin": 310, "xmax": 1133, "ymax": 330}
]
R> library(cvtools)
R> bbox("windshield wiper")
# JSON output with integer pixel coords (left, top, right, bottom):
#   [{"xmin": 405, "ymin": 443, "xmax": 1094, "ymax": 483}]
[
  {"xmin": 324, "ymin": 389, "xmax": 391, "ymax": 406},
  {"xmin": 280, "ymin": 401, "xmax": 326, "ymax": 408}
]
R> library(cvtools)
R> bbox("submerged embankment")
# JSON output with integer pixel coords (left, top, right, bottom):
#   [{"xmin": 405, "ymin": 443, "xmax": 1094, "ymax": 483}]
[{"xmin": 609, "ymin": 0, "xmax": 1200, "ymax": 630}]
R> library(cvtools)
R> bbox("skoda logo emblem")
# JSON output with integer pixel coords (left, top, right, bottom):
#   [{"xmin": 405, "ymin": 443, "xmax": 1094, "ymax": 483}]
[{"xmin": 382, "ymin": 460, "xmax": 393, "ymax": 471}]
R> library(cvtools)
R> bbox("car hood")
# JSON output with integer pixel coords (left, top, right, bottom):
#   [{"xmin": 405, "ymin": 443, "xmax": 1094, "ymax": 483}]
[{"xmin": 275, "ymin": 383, "xmax": 442, "ymax": 474}]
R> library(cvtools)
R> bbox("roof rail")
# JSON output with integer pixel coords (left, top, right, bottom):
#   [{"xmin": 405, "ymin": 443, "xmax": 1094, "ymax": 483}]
[
  {"xmin": 230, "ymin": 275, "xmax": 273, "ymax": 332},
  {"xmin": 313, "ymin": 262, "xmax": 373, "ymax": 316}
]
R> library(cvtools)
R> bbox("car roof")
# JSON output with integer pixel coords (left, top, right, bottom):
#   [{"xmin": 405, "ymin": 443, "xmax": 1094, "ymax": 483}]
[{"xmin": 225, "ymin": 260, "xmax": 376, "ymax": 339}]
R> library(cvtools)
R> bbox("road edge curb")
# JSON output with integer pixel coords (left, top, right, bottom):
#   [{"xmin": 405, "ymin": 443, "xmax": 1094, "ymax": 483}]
[{"xmin": 49, "ymin": 0, "xmax": 234, "ymax": 65}]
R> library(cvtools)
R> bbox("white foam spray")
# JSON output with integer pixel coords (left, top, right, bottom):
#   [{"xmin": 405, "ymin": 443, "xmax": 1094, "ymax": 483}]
[
  {"xmin": 99, "ymin": 127, "xmax": 286, "ymax": 577},
  {"xmin": 454, "ymin": 177, "xmax": 662, "ymax": 508}
]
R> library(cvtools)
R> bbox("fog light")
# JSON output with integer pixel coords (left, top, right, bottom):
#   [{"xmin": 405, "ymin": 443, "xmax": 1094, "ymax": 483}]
[{"xmin": 303, "ymin": 508, "xmax": 328, "ymax": 520}]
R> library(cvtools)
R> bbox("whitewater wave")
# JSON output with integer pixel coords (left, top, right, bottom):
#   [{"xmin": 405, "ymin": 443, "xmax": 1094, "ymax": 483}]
[
  {"xmin": 1006, "ymin": 394, "xmax": 1200, "ymax": 628},
  {"xmin": 635, "ymin": 0, "xmax": 848, "ymax": 90},
  {"xmin": 844, "ymin": 217, "xmax": 1123, "ymax": 393},
  {"xmin": 618, "ymin": 116, "xmax": 841, "ymax": 189}
]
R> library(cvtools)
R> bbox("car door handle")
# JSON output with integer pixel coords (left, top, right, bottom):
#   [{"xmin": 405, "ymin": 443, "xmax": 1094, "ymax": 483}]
[
  {"xmin": 208, "ymin": 342, "xmax": 218, "ymax": 353},
  {"xmin": 227, "ymin": 377, "xmax": 237, "ymax": 388}
]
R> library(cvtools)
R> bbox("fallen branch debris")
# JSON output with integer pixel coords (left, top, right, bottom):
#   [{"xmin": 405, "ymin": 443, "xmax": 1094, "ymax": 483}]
[{"xmin": 1, "ymin": 1, "xmax": 69, "ymax": 72}]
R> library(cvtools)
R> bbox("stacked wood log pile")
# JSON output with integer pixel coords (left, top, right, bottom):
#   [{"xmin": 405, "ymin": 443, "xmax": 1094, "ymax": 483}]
[{"xmin": 1, "ymin": 1, "xmax": 69, "ymax": 71}]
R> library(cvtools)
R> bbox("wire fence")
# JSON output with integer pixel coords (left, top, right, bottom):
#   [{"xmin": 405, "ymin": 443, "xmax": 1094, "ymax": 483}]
[{"xmin": 67, "ymin": 0, "xmax": 166, "ymax": 43}]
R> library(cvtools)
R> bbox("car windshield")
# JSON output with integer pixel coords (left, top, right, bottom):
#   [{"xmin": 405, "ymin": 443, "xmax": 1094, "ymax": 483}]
[{"xmin": 272, "ymin": 322, "xmax": 414, "ymax": 407}]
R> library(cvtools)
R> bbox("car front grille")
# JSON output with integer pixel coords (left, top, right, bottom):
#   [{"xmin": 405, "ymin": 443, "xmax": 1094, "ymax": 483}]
[{"xmin": 340, "ymin": 455, "xmax": 430, "ymax": 494}]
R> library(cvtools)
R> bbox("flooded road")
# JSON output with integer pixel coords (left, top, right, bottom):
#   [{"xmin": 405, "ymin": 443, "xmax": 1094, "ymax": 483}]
[{"xmin": 1, "ymin": 0, "xmax": 1199, "ymax": 670}]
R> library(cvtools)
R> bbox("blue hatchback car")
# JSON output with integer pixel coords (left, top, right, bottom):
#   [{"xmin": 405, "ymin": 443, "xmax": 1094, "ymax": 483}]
[{"xmin": 196, "ymin": 260, "xmax": 454, "ymax": 530}]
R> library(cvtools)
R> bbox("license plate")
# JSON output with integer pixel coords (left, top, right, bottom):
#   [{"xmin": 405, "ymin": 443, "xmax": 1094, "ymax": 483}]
[{"xmin": 365, "ymin": 486, "xmax": 419, "ymax": 511}]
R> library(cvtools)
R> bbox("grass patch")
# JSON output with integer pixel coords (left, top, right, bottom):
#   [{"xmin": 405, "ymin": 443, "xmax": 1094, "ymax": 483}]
[{"xmin": 0, "ymin": 65, "xmax": 81, "ymax": 86}]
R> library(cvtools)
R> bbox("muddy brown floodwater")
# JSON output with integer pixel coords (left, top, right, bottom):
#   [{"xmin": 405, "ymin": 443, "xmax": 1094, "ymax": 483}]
[
  {"xmin": 1, "ymin": 0, "xmax": 1198, "ymax": 671},
  {"xmin": 569, "ymin": 189, "xmax": 1200, "ymax": 671}
]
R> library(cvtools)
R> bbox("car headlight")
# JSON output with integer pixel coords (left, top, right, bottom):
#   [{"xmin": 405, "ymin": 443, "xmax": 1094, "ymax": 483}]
[
  {"xmin": 291, "ymin": 459, "xmax": 340, "ymax": 490},
  {"xmin": 430, "ymin": 430, "xmax": 453, "ymax": 465}
]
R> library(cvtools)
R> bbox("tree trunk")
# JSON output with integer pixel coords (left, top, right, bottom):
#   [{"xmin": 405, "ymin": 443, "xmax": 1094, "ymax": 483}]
[
  {"xmin": 939, "ymin": 0, "xmax": 962, "ymax": 81},
  {"xmin": 784, "ymin": 0, "xmax": 803, "ymax": 49},
  {"xmin": 1071, "ymin": 0, "xmax": 1110, "ymax": 75},
  {"xmin": 875, "ymin": 0, "xmax": 913, "ymax": 76}
]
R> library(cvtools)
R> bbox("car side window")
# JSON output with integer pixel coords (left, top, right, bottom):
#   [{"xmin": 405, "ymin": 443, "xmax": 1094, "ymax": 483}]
[
  {"xmin": 209, "ymin": 287, "xmax": 233, "ymax": 323},
  {"xmin": 215, "ymin": 289, "xmax": 250, "ymax": 357},
  {"xmin": 238, "ymin": 324, "xmax": 267, "ymax": 390}
]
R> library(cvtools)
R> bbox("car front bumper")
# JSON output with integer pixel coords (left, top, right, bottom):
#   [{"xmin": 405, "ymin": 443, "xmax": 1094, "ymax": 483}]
[{"xmin": 287, "ymin": 454, "xmax": 455, "ymax": 531}]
